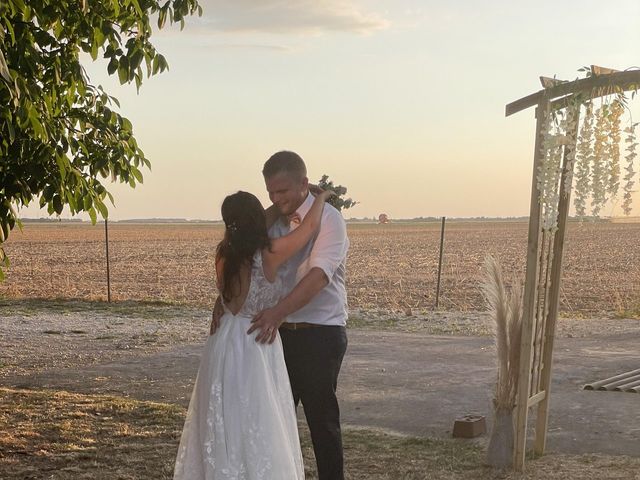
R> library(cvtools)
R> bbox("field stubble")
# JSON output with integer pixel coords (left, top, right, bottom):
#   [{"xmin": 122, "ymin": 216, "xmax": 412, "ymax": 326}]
[{"xmin": 1, "ymin": 221, "xmax": 639, "ymax": 315}]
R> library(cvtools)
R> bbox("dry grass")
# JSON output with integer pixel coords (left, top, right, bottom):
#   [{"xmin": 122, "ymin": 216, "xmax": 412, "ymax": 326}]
[
  {"xmin": 1, "ymin": 387, "xmax": 639, "ymax": 480},
  {"xmin": 1, "ymin": 221, "xmax": 639, "ymax": 314},
  {"xmin": 0, "ymin": 387, "xmax": 184, "ymax": 479}
]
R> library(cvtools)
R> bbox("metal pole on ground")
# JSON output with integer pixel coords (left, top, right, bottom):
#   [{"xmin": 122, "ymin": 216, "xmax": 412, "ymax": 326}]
[
  {"xmin": 105, "ymin": 218, "xmax": 111, "ymax": 302},
  {"xmin": 435, "ymin": 216, "xmax": 446, "ymax": 308}
]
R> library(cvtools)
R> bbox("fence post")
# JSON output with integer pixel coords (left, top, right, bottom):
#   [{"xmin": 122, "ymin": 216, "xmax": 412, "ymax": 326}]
[
  {"xmin": 435, "ymin": 216, "xmax": 446, "ymax": 308},
  {"xmin": 105, "ymin": 219, "xmax": 111, "ymax": 302}
]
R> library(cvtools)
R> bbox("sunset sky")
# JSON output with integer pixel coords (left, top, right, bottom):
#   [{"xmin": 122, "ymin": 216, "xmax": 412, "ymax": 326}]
[{"xmin": 20, "ymin": 0, "xmax": 640, "ymax": 220}]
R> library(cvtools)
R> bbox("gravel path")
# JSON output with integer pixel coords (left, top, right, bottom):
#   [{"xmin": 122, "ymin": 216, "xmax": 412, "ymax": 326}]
[{"xmin": 2, "ymin": 300, "xmax": 638, "ymax": 379}]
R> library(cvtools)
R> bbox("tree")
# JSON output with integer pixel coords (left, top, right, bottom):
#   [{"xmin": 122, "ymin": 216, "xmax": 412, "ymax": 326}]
[{"xmin": 0, "ymin": 0, "xmax": 201, "ymax": 279}]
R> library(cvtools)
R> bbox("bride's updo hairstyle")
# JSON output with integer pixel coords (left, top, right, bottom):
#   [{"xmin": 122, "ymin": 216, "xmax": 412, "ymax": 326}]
[{"xmin": 216, "ymin": 191, "xmax": 271, "ymax": 303}]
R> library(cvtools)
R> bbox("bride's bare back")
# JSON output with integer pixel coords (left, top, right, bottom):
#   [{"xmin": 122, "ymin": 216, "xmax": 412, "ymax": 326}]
[{"xmin": 216, "ymin": 189, "xmax": 333, "ymax": 316}]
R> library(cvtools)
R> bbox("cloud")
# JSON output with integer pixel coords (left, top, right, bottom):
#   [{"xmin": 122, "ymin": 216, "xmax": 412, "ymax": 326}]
[
  {"xmin": 196, "ymin": 43, "xmax": 295, "ymax": 53},
  {"xmin": 194, "ymin": 0, "xmax": 389, "ymax": 35}
]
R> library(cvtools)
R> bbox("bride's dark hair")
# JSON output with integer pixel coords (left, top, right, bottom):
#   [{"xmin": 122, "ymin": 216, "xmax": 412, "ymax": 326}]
[{"xmin": 216, "ymin": 191, "xmax": 271, "ymax": 303}]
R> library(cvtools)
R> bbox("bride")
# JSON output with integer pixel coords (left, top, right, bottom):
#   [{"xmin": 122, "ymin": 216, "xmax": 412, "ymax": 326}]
[{"xmin": 173, "ymin": 188, "xmax": 333, "ymax": 480}]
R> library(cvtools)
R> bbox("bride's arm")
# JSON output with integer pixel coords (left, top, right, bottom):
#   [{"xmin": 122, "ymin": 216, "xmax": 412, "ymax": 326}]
[
  {"xmin": 209, "ymin": 254, "xmax": 225, "ymax": 335},
  {"xmin": 264, "ymin": 190, "xmax": 333, "ymax": 270},
  {"xmin": 209, "ymin": 295, "xmax": 224, "ymax": 335}
]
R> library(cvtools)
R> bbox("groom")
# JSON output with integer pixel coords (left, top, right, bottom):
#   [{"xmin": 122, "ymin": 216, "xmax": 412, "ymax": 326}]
[{"xmin": 215, "ymin": 150, "xmax": 349, "ymax": 480}]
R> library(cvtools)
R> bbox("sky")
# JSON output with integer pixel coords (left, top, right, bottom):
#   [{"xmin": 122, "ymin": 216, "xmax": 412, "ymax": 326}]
[{"xmin": 20, "ymin": 0, "xmax": 640, "ymax": 220}]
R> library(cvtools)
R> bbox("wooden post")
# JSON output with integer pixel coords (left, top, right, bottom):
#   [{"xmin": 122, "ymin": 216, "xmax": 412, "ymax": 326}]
[
  {"xmin": 105, "ymin": 219, "xmax": 111, "ymax": 303},
  {"xmin": 530, "ymin": 230, "xmax": 548, "ymax": 394},
  {"xmin": 534, "ymin": 104, "xmax": 581, "ymax": 455},
  {"xmin": 435, "ymin": 216, "xmax": 446, "ymax": 308},
  {"xmin": 514, "ymin": 99, "xmax": 549, "ymax": 471}
]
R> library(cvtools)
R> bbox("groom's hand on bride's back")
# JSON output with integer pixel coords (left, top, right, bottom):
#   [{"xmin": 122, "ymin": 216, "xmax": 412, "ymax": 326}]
[
  {"xmin": 248, "ymin": 307, "xmax": 283, "ymax": 344},
  {"xmin": 210, "ymin": 296, "xmax": 224, "ymax": 335}
]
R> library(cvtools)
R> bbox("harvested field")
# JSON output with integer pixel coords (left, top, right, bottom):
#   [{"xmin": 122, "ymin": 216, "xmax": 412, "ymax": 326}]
[{"xmin": 1, "ymin": 221, "xmax": 639, "ymax": 314}]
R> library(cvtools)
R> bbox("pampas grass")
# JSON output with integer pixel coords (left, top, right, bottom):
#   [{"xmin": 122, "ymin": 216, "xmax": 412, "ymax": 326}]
[
  {"xmin": 482, "ymin": 255, "xmax": 523, "ymax": 410},
  {"xmin": 482, "ymin": 255, "xmax": 524, "ymax": 469}
]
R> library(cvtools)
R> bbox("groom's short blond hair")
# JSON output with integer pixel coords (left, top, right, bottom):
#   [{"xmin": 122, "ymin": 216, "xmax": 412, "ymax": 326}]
[{"xmin": 262, "ymin": 151, "xmax": 307, "ymax": 180}]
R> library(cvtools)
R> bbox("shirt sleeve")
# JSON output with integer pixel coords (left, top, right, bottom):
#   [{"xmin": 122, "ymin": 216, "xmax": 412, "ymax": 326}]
[{"xmin": 307, "ymin": 210, "xmax": 348, "ymax": 281}]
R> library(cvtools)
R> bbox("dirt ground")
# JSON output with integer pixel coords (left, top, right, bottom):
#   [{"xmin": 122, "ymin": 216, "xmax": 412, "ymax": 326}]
[{"xmin": 1, "ymin": 300, "xmax": 639, "ymax": 460}]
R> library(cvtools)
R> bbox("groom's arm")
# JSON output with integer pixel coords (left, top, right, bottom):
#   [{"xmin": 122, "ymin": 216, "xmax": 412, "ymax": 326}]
[
  {"xmin": 249, "ymin": 212, "xmax": 347, "ymax": 344},
  {"xmin": 248, "ymin": 268, "xmax": 328, "ymax": 343}
]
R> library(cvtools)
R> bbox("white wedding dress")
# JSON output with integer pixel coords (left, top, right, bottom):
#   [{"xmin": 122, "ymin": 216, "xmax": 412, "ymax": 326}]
[{"xmin": 173, "ymin": 251, "xmax": 305, "ymax": 480}]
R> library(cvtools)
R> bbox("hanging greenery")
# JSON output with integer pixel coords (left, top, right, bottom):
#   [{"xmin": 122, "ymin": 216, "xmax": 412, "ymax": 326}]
[
  {"xmin": 622, "ymin": 124, "xmax": 638, "ymax": 215},
  {"xmin": 562, "ymin": 105, "xmax": 580, "ymax": 197},
  {"xmin": 573, "ymin": 101, "xmax": 594, "ymax": 217},
  {"xmin": 537, "ymin": 110, "xmax": 564, "ymax": 231},
  {"xmin": 536, "ymin": 68, "xmax": 639, "ymax": 230},
  {"xmin": 590, "ymin": 103, "xmax": 610, "ymax": 217},
  {"xmin": 605, "ymin": 100, "xmax": 624, "ymax": 197}
]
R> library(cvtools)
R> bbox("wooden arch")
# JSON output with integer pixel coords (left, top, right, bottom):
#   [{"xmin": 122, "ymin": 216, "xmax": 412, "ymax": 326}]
[{"xmin": 505, "ymin": 67, "xmax": 640, "ymax": 471}]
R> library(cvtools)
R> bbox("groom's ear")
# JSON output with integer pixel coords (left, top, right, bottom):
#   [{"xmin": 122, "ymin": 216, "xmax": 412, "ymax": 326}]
[{"xmin": 301, "ymin": 176, "xmax": 309, "ymax": 190}]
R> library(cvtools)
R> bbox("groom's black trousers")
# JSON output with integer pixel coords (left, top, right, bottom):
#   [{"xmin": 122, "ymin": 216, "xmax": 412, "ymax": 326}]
[{"xmin": 280, "ymin": 325, "xmax": 348, "ymax": 480}]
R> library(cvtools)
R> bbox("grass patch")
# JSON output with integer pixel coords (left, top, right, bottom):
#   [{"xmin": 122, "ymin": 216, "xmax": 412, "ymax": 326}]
[
  {"xmin": 0, "ymin": 298, "xmax": 205, "ymax": 321},
  {"xmin": 347, "ymin": 312, "xmax": 492, "ymax": 336},
  {"xmin": 3, "ymin": 298, "xmax": 631, "ymax": 338},
  {"xmin": 0, "ymin": 387, "xmax": 184, "ymax": 479},
  {"xmin": 1, "ymin": 387, "xmax": 639, "ymax": 479},
  {"xmin": 347, "ymin": 313, "xmax": 400, "ymax": 330},
  {"xmin": 612, "ymin": 302, "xmax": 640, "ymax": 320},
  {"xmin": 2, "ymin": 298, "xmax": 493, "ymax": 336}
]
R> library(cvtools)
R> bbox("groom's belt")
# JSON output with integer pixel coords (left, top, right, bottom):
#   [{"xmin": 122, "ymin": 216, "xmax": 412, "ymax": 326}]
[{"xmin": 279, "ymin": 322, "xmax": 321, "ymax": 330}]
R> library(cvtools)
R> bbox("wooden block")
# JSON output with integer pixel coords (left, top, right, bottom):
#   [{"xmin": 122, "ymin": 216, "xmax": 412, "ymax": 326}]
[
  {"xmin": 591, "ymin": 65, "xmax": 620, "ymax": 76},
  {"xmin": 540, "ymin": 76, "xmax": 566, "ymax": 88},
  {"xmin": 452, "ymin": 415, "xmax": 486, "ymax": 438}
]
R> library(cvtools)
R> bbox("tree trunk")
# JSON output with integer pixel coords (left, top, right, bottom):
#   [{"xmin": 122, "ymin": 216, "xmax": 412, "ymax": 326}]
[{"xmin": 486, "ymin": 407, "xmax": 514, "ymax": 469}]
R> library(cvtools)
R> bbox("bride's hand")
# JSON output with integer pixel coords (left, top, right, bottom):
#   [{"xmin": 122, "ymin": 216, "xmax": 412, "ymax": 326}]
[
  {"xmin": 309, "ymin": 184, "xmax": 335, "ymax": 201},
  {"xmin": 308, "ymin": 183, "xmax": 323, "ymax": 196},
  {"xmin": 320, "ymin": 189, "xmax": 335, "ymax": 201}
]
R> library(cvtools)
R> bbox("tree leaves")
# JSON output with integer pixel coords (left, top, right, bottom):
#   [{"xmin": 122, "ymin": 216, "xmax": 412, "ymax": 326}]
[
  {"xmin": 0, "ymin": 0, "xmax": 202, "ymax": 279},
  {"xmin": 0, "ymin": 49, "xmax": 11, "ymax": 83}
]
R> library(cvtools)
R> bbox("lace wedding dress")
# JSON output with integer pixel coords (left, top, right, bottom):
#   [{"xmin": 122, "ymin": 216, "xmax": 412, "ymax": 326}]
[{"xmin": 173, "ymin": 251, "xmax": 304, "ymax": 479}]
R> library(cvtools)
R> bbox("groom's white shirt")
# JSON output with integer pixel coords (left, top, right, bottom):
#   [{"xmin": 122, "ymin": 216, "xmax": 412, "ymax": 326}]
[{"xmin": 269, "ymin": 193, "xmax": 349, "ymax": 326}]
